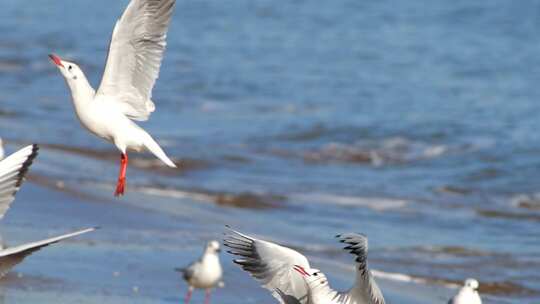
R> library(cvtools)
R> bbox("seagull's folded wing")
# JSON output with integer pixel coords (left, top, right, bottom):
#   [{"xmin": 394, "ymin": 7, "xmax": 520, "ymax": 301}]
[
  {"xmin": 0, "ymin": 144, "xmax": 38, "ymax": 220},
  {"xmin": 0, "ymin": 227, "xmax": 96, "ymax": 278},
  {"xmin": 96, "ymin": 0, "xmax": 176, "ymax": 121},
  {"xmin": 336, "ymin": 233, "xmax": 386, "ymax": 304},
  {"xmin": 224, "ymin": 228, "xmax": 311, "ymax": 304}
]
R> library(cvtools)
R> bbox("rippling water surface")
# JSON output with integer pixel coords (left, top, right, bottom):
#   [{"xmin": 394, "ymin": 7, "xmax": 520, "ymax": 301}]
[{"xmin": 0, "ymin": 0, "xmax": 539, "ymax": 303}]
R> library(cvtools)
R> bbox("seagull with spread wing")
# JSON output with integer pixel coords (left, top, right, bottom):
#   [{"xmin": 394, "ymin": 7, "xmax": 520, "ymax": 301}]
[
  {"xmin": 0, "ymin": 144, "xmax": 96, "ymax": 277},
  {"xmin": 49, "ymin": 0, "xmax": 177, "ymax": 196},
  {"xmin": 224, "ymin": 229, "xmax": 385, "ymax": 304}
]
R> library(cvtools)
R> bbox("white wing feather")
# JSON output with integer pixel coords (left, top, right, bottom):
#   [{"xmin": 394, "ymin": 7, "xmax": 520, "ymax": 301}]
[
  {"xmin": 0, "ymin": 227, "xmax": 96, "ymax": 278},
  {"xmin": 0, "ymin": 144, "xmax": 38, "ymax": 220},
  {"xmin": 96, "ymin": 0, "xmax": 176, "ymax": 121},
  {"xmin": 337, "ymin": 233, "xmax": 385, "ymax": 304},
  {"xmin": 224, "ymin": 228, "xmax": 311, "ymax": 304}
]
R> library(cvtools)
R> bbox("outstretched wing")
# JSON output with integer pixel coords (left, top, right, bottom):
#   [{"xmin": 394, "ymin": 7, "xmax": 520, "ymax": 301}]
[
  {"xmin": 336, "ymin": 233, "xmax": 385, "ymax": 304},
  {"xmin": 0, "ymin": 144, "xmax": 38, "ymax": 220},
  {"xmin": 224, "ymin": 228, "xmax": 311, "ymax": 304},
  {"xmin": 96, "ymin": 0, "xmax": 176, "ymax": 121},
  {"xmin": 0, "ymin": 227, "xmax": 96, "ymax": 278}
]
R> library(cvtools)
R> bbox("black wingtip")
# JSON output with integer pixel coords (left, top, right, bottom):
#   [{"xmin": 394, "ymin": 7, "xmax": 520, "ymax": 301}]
[{"xmin": 15, "ymin": 144, "xmax": 39, "ymax": 188}]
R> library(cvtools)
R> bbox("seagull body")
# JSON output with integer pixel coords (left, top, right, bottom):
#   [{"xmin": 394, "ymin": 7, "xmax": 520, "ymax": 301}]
[
  {"xmin": 49, "ymin": 0, "xmax": 177, "ymax": 196},
  {"xmin": 176, "ymin": 240, "xmax": 223, "ymax": 304},
  {"xmin": 448, "ymin": 279, "xmax": 482, "ymax": 304},
  {"xmin": 0, "ymin": 144, "xmax": 96, "ymax": 277},
  {"xmin": 224, "ymin": 229, "xmax": 385, "ymax": 304}
]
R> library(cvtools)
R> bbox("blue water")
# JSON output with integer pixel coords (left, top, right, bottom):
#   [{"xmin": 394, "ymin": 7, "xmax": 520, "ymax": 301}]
[{"xmin": 0, "ymin": 0, "xmax": 539, "ymax": 303}]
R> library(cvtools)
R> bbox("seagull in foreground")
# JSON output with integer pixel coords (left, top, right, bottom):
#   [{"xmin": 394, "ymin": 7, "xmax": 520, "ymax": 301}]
[
  {"xmin": 49, "ymin": 0, "xmax": 177, "ymax": 197},
  {"xmin": 448, "ymin": 279, "xmax": 482, "ymax": 304},
  {"xmin": 175, "ymin": 240, "xmax": 224, "ymax": 304},
  {"xmin": 224, "ymin": 228, "xmax": 385, "ymax": 304},
  {"xmin": 0, "ymin": 144, "xmax": 96, "ymax": 278}
]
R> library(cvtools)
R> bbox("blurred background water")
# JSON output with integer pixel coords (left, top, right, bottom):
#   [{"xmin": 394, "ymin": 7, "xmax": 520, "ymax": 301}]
[{"xmin": 0, "ymin": 0, "xmax": 539, "ymax": 303}]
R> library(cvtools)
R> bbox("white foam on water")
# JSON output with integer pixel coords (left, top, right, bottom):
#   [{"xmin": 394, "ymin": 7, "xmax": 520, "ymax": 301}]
[
  {"xmin": 137, "ymin": 186, "xmax": 213, "ymax": 203},
  {"xmin": 371, "ymin": 270, "xmax": 459, "ymax": 288},
  {"xmin": 292, "ymin": 192, "xmax": 408, "ymax": 211}
]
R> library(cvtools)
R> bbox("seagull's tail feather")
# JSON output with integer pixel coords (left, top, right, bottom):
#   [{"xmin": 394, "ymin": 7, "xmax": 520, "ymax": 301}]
[{"xmin": 142, "ymin": 133, "xmax": 177, "ymax": 168}]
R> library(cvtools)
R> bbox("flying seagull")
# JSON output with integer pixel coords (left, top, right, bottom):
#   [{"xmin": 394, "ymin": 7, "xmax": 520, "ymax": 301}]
[
  {"xmin": 224, "ymin": 228, "xmax": 385, "ymax": 304},
  {"xmin": 49, "ymin": 0, "xmax": 177, "ymax": 196},
  {"xmin": 0, "ymin": 144, "xmax": 96, "ymax": 278}
]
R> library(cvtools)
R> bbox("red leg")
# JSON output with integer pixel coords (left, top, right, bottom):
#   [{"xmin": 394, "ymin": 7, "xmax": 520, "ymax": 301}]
[
  {"xmin": 184, "ymin": 287, "xmax": 193, "ymax": 304},
  {"xmin": 204, "ymin": 289, "xmax": 211, "ymax": 304},
  {"xmin": 114, "ymin": 153, "xmax": 128, "ymax": 196}
]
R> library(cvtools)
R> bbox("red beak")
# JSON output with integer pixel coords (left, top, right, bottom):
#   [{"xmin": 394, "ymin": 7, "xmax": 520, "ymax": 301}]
[
  {"xmin": 293, "ymin": 265, "xmax": 310, "ymax": 277},
  {"xmin": 48, "ymin": 54, "xmax": 64, "ymax": 67}
]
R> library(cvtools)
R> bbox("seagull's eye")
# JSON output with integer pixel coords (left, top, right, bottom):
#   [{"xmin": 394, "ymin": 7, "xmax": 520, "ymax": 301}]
[
  {"xmin": 313, "ymin": 272, "xmax": 318, "ymax": 276},
  {"xmin": 68, "ymin": 65, "xmax": 73, "ymax": 71}
]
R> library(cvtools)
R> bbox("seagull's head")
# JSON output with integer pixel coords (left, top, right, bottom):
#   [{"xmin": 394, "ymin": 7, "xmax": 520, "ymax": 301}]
[
  {"xmin": 48, "ymin": 54, "xmax": 83, "ymax": 82},
  {"xmin": 293, "ymin": 265, "xmax": 329, "ymax": 288},
  {"xmin": 464, "ymin": 278, "xmax": 479, "ymax": 290},
  {"xmin": 206, "ymin": 240, "xmax": 221, "ymax": 254}
]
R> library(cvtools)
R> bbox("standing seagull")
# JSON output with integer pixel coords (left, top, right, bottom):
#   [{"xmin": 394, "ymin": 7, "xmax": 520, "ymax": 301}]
[
  {"xmin": 49, "ymin": 0, "xmax": 177, "ymax": 196},
  {"xmin": 224, "ymin": 229, "xmax": 385, "ymax": 304},
  {"xmin": 175, "ymin": 240, "xmax": 224, "ymax": 304},
  {"xmin": 448, "ymin": 279, "xmax": 482, "ymax": 304},
  {"xmin": 0, "ymin": 144, "xmax": 96, "ymax": 277}
]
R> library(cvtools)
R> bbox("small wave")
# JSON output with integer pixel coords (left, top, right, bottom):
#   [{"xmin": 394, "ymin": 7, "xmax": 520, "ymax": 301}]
[
  {"xmin": 372, "ymin": 269, "xmax": 459, "ymax": 288},
  {"xmin": 39, "ymin": 143, "xmax": 206, "ymax": 174},
  {"xmin": 510, "ymin": 193, "xmax": 540, "ymax": 210},
  {"xmin": 291, "ymin": 193, "xmax": 407, "ymax": 211},
  {"xmin": 371, "ymin": 270, "xmax": 536, "ymax": 295},
  {"xmin": 271, "ymin": 134, "xmax": 494, "ymax": 166},
  {"xmin": 300, "ymin": 137, "xmax": 455, "ymax": 166},
  {"xmin": 413, "ymin": 245, "xmax": 492, "ymax": 257},
  {"xmin": 136, "ymin": 186, "xmax": 284, "ymax": 209},
  {"xmin": 476, "ymin": 209, "xmax": 540, "ymax": 222},
  {"xmin": 434, "ymin": 185, "xmax": 473, "ymax": 195}
]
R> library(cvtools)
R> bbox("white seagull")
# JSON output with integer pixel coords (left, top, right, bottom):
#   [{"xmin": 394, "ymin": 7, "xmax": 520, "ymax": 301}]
[
  {"xmin": 448, "ymin": 279, "xmax": 482, "ymax": 304},
  {"xmin": 49, "ymin": 0, "xmax": 177, "ymax": 196},
  {"xmin": 0, "ymin": 144, "xmax": 96, "ymax": 278},
  {"xmin": 175, "ymin": 240, "xmax": 224, "ymax": 304},
  {"xmin": 224, "ymin": 229, "xmax": 385, "ymax": 304}
]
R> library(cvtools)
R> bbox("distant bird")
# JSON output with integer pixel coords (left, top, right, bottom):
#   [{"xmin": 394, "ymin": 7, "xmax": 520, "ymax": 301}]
[
  {"xmin": 224, "ymin": 228, "xmax": 385, "ymax": 304},
  {"xmin": 448, "ymin": 279, "xmax": 482, "ymax": 304},
  {"xmin": 49, "ymin": 0, "xmax": 177, "ymax": 197},
  {"xmin": 0, "ymin": 144, "xmax": 96, "ymax": 277},
  {"xmin": 175, "ymin": 240, "xmax": 224, "ymax": 304}
]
